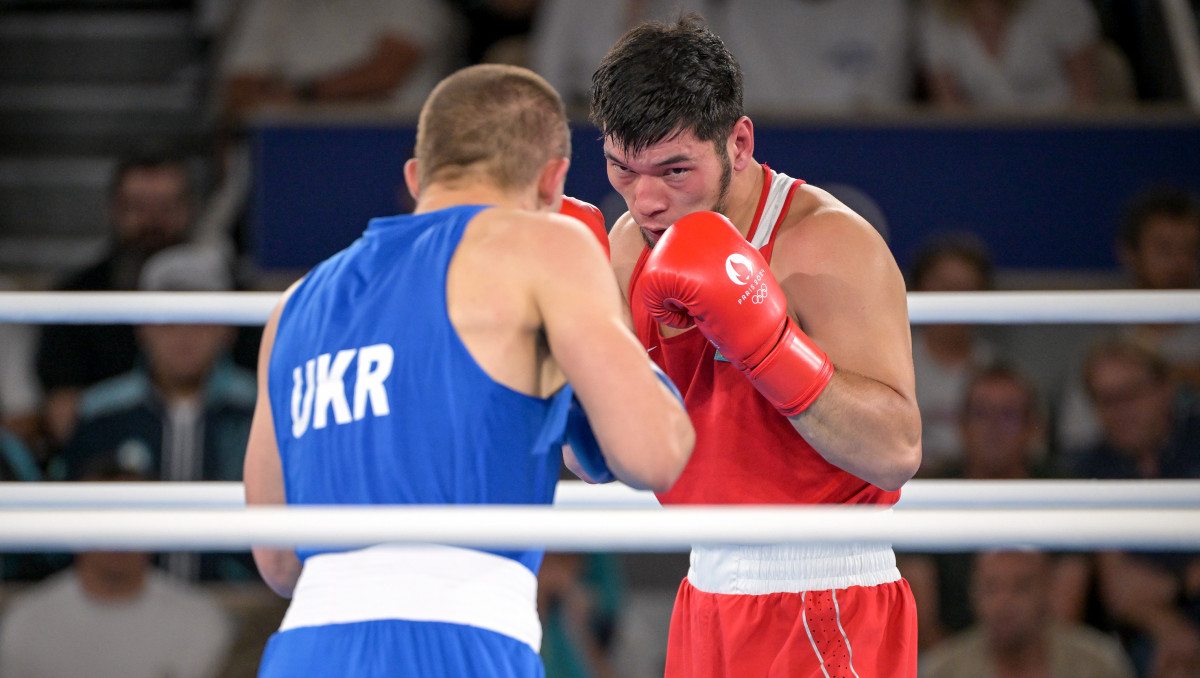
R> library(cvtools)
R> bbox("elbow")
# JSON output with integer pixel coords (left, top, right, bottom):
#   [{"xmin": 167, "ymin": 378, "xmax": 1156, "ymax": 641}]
[
  {"xmin": 874, "ymin": 442, "xmax": 921, "ymax": 492},
  {"xmin": 876, "ymin": 419, "xmax": 922, "ymax": 491},
  {"xmin": 878, "ymin": 400, "xmax": 921, "ymax": 492},
  {"xmin": 253, "ymin": 547, "xmax": 300, "ymax": 598},
  {"xmin": 647, "ymin": 419, "xmax": 695, "ymax": 494},
  {"xmin": 629, "ymin": 418, "xmax": 695, "ymax": 494},
  {"xmin": 869, "ymin": 410, "xmax": 922, "ymax": 492}
]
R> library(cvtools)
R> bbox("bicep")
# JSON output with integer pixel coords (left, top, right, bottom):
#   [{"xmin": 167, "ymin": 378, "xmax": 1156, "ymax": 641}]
[{"xmin": 780, "ymin": 214, "xmax": 915, "ymax": 397}]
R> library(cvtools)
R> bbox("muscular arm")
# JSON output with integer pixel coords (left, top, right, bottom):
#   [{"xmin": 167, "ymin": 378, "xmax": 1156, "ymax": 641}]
[
  {"xmin": 538, "ymin": 216, "xmax": 693, "ymax": 492},
  {"xmin": 243, "ymin": 288, "xmax": 302, "ymax": 598},
  {"xmin": 774, "ymin": 193, "xmax": 921, "ymax": 490}
]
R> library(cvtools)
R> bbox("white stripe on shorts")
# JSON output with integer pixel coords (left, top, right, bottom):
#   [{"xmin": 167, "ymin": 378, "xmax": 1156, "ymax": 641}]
[{"xmin": 279, "ymin": 543, "xmax": 542, "ymax": 652}]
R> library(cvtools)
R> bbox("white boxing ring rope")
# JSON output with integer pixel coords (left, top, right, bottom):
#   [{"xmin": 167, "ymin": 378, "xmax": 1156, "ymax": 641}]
[
  {"xmin": 2, "ymin": 505, "xmax": 1200, "ymax": 553},
  {"xmin": 3, "ymin": 289, "xmax": 1200, "ymax": 553},
  {"xmin": 4, "ymin": 480, "xmax": 1200, "ymax": 510},
  {"xmin": 3, "ymin": 480, "xmax": 1199, "ymax": 551},
  {"xmin": 2, "ymin": 289, "xmax": 1200, "ymax": 325}
]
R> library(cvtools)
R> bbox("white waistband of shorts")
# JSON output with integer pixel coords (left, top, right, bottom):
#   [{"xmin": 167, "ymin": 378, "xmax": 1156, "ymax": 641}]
[
  {"xmin": 688, "ymin": 540, "xmax": 901, "ymax": 595},
  {"xmin": 279, "ymin": 544, "xmax": 541, "ymax": 652}
]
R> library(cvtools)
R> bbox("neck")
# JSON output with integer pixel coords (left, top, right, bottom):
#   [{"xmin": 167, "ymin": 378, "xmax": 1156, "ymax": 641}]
[
  {"xmin": 153, "ymin": 372, "xmax": 206, "ymax": 403},
  {"xmin": 724, "ymin": 161, "xmax": 765, "ymax": 239},
  {"xmin": 415, "ymin": 180, "xmax": 544, "ymax": 214},
  {"xmin": 77, "ymin": 559, "xmax": 146, "ymax": 602}
]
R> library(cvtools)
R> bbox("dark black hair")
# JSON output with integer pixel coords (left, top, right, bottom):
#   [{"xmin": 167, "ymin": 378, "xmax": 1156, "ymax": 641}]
[
  {"xmin": 963, "ymin": 361, "xmax": 1041, "ymax": 422},
  {"xmin": 1117, "ymin": 185, "xmax": 1200, "ymax": 251},
  {"xmin": 107, "ymin": 151, "xmax": 194, "ymax": 200},
  {"xmin": 589, "ymin": 13, "xmax": 743, "ymax": 154},
  {"xmin": 908, "ymin": 231, "xmax": 995, "ymax": 291}
]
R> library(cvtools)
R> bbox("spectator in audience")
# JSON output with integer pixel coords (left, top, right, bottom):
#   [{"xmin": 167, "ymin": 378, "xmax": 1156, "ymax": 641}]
[
  {"xmin": 0, "ymin": 276, "xmax": 43, "ymax": 454},
  {"xmin": 36, "ymin": 153, "xmax": 196, "ymax": 447},
  {"xmin": 0, "ymin": 465, "xmax": 235, "ymax": 678},
  {"xmin": 1058, "ymin": 184, "xmax": 1200, "ymax": 454},
  {"xmin": 529, "ymin": 1, "xmax": 712, "ymax": 111},
  {"xmin": 1090, "ymin": 0, "xmax": 1186, "ymax": 102},
  {"xmin": 1065, "ymin": 338, "xmax": 1200, "ymax": 678},
  {"xmin": 213, "ymin": 0, "xmax": 466, "ymax": 270},
  {"xmin": 0, "ymin": 426, "xmax": 38, "ymax": 485},
  {"xmin": 1072, "ymin": 339, "xmax": 1200, "ymax": 480},
  {"xmin": 711, "ymin": 0, "xmax": 915, "ymax": 113},
  {"xmin": 921, "ymin": 550, "xmax": 1136, "ymax": 678},
  {"xmin": 539, "ymin": 552, "xmax": 625, "ymax": 678},
  {"xmin": 220, "ymin": 0, "xmax": 465, "ymax": 120},
  {"xmin": 908, "ymin": 231, "xmax": 1000, "ymax": 477},
  {"xmin": 916, "ymin": 0, "xmax": 1102, "ymax": 111},
  {"xmin": 1116, "ymin": 186, "xmax": 1200, "ymax": 384},
  {"xmin": 943, "ymin": 363, "xmax": 1050, "ymax": 480},
  {"xmin": 55, "ymin": 243, "xmax": 257, "ymax": 581},
  {"xmin": 0, "ymin": 424, "xmax": 57, "ymax": 582},
  {"xmin": 901, "ymin": 364, "xmax": 1054, "ymax": 650},
  {"xmin": 445, "ymin": 0, "xmax": 542, "ymax": 66}
]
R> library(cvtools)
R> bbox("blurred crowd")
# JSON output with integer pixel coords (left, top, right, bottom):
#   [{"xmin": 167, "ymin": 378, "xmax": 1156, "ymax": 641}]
[{"xmin": 1, "ymin": 1, "xmax": 1199, "ymax": 677}]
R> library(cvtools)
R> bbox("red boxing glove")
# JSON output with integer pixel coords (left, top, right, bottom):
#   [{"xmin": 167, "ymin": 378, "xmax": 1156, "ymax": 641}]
[
  {"xmin": 639, "ymin": 211, "xmax": 833, "ymax": 416},
  {"xmin": 560, "ymin": 196, "xmax": 609, "ymax": 257}
]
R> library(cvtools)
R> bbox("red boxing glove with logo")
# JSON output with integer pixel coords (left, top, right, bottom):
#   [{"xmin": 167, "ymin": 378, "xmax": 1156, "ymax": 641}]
[
  {"xmin": 638, "ymin": 211, "xmax": 833, "ymax": 416},
  {"xmin": 559, "ymin": 196, "xmax": 609, "ymax": 257}
]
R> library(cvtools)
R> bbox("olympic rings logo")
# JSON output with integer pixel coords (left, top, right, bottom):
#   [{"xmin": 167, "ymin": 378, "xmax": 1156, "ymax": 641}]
[{"xmin": 751, "ymin": 284, "xmax": 768, "ymax": 304}]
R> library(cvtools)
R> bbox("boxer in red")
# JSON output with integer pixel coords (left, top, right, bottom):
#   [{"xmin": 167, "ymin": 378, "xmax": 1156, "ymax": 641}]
[
  {"xmin": 560, "ymin": 195, "xmax": 609, "ymax": 258},
  {"xmin": 590, "ymin": 15, "xmax": 922, "ymax": 678}
]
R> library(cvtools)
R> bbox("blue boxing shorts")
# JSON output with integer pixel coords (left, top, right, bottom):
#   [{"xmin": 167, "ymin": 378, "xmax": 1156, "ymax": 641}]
[{"xmin": 257, "ymin": 544, "xmax": 545, "ymax": 678}]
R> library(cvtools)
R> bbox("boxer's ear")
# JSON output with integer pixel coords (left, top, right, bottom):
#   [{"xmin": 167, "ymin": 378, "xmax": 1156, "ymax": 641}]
[{"xmin": 403, "ymin": 158, "xmax": 420, "ymax": 200}]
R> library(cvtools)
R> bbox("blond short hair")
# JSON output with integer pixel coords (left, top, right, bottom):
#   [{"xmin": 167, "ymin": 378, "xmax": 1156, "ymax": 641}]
[{"xmin": 416, "ymin": 64, "xmax": 570, "ymax": 191}]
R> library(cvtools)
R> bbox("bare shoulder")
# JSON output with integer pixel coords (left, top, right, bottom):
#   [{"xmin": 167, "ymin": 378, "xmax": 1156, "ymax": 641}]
[
  {"xmin": 766, "ymin": 185, "xmax": 916, "ymax": 401},
  {"xmin": 461, "ymin": 207, "xmax": 604, "ymax": 273},
  {"xmin": 608, "ymin": 212, "xmax": 643, "ymax": 298},
  {"xmin": 260, "ymin": 278, "xmax": 305, "ymax": 372},
  {"xmin": 773, "ymin": 183, "xmax": 898, "ymax": 281},
  {"xmin": 772, "ymin": 182, "xmax": 910, "ymax": 366}
]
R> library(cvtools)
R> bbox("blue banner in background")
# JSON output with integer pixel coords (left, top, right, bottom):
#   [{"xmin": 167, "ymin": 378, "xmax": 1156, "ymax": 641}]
[{"xmin": 252, "ymin": 120, "xmax": 1200, "ymax": 273}]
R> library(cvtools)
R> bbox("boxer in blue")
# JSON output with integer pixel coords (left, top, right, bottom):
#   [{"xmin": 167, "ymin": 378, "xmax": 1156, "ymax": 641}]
[{"xmin": 242, "ymin": 63, "xmax": 694, "ymax": 677}]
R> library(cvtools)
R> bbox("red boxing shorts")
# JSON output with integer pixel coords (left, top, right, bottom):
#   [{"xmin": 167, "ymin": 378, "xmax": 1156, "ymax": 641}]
[{"xmin": 664, "ymin": 543, "xmax": 918, "ymax": 678}]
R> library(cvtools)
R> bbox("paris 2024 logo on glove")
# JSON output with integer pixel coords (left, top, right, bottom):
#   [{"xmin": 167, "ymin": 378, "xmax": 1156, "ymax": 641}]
[{"xmin": 725, "ymin": 253, "xmax": 769, "ymax": 305}]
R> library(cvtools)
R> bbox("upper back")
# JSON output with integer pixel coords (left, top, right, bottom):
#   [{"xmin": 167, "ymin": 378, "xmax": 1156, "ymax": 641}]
[{"xmin": 267, "ymin": 206, "xmax": 571, "ymax": 565}]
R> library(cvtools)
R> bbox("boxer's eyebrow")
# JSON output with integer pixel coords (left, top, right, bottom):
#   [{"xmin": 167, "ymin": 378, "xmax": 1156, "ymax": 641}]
[{"xmin": 602, "ymin": 150, "xmax": 693, "ymax": 167}]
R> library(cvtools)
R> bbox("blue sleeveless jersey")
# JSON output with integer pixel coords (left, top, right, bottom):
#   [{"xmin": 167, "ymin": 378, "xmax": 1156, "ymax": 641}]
[{"xmin": 268, "ymin": 205, "xmax": 572, "ymax": 573}]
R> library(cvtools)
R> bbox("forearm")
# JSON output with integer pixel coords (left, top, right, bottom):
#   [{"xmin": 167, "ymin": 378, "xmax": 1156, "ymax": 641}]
[
  {"xmin": 225, "ymin": 75, "xmax": 294, "ymax": 119},
  {"xmin": 789, "ymin": 368, "xmax": 921, "ymax": 491},
  {"xmin": 302, "ymin": 36, "xmax": 421, "ymax": 102},
  {"xmin": 1064, "ymin": 46, "xmax": 1098, "ymax": 107}
]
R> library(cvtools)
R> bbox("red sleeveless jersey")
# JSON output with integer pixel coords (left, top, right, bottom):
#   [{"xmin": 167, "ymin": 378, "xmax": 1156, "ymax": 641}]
[{"xmin": 629, "ymin": 166, "xmax": 900, "ymax": 507}]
